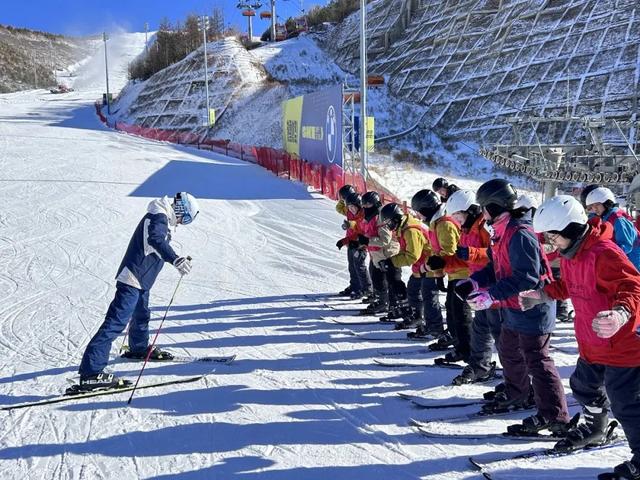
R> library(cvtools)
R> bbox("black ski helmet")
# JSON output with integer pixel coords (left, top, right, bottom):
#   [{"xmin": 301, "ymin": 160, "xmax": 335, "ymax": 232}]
[
  {"xmin": 411, "ymin": 189, "xmax": 441, "ymax": 223},
  {"xmin": 338, "ymin": 184, "xmax": 356, "ymax": 200},
  {"xmin": 362, "ymin": 191, "xmax": 381, "ymax": 208},
  {"xmin": 476, "ymin": 179, "xmax": 518, "ymax": 219},
  {"xmin": 579, "ymin": 184, "xmax": 599, "ymax": 208},
  {"xmin": 432, "ymin": 177, "xmax": 449, "ymax": 191},
  {"xmin": 380, "ymin": 202, "xmax": 405, "ymax": 230},
  {"xmin": 344, "ymin": 191, "xmax": 362, "ymax": 208}
]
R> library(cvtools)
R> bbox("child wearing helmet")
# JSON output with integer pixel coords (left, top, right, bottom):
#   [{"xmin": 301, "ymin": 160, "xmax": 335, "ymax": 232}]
[
  {"xmin": 445, "ymin": 189, "xmax": 499, "ymax": 385},
  {"xmin": 410, "ymin": 189, "xmax": 471, "ymax": 359},
  {"xmin": 460, "ymin": 179, "xmax": 570, "ymax": 436},
  {"xmin": 357, "ymin": 192, "xmax": 400, "ymax": 315},
  {"xmin": 76, "ymin": 192, "xmax": 198, "ymax": 391},
  {"xmin": 584, "ymin": 186, "xmax": 640, "ymax": 271},
  {"xmin": 376, "ymin": 203, "xmax": 426, "ymax": 318},
  {"xmin": 336, "ymin": 191, "xmax": 372, "ymax": 300},
  {"xmin": 524, "ymin": 195, "xmax": 640, "ymax": 480}
]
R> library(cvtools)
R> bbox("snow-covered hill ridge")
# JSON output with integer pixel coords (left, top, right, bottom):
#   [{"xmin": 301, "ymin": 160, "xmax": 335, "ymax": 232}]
[
  {"xmin": 0, "ymin": 25, "xmax": 95, "ymax": 93},
  {"xmin": 324, "ymin": 0, "xmax": 640, "ymax": 145},
  {"xmin": 111, "ymin": 36, "xmax": 425, "ymax": 149}
]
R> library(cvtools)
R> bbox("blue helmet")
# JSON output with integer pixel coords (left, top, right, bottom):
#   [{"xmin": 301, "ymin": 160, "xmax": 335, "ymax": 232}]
[{"xmin": 174, "ymin": 192, "xmax": 200, "ymax": 225}]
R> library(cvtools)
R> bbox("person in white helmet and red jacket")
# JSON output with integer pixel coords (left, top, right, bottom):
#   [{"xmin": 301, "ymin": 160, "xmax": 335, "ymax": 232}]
[
  {"xmin": 455, "ymin": 179, "xmax": 570, "ymax": 436},
  {"xmin": 410, "ymin": 189, "xmax": 471, "ymax": 359},
  {"xmin": 77, "ymin": 192, "xmax": 199, "ymax": 391},
  {"xmin": 522, "ymin": 194, "xmax": 640, "ymax": 480},
  {"xmin": 445, "ymin": 189, "xmax": 499, "ymax": 385},
  {"xmin": 584, "ymin": 186, "xmax": 640, "ymax": 271},
  {"xmin": 516, "ymin": 193, "xmax": 575, "ymax": 324}
]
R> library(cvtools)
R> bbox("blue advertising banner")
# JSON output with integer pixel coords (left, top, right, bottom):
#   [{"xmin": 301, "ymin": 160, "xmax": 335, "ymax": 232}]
[{"xmin": 282, "ymin": 85, "xmax": 343, "ymax": 168}]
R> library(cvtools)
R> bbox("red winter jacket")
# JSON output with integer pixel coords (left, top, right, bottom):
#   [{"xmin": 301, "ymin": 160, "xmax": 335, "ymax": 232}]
[
  {"xmin": 460, "ymin": 215, "xmax": 490, "ymax": 273},
  {"xmin": 545, "ymin": 218, "xmax": 640, "ymax": 367},
  {"xmin": 360, "ymin": 215, "xmax": 381, "ymax": 252},
  {"xmin": 341, "ymin": 208, "xmax": 365, "ymax": 243}
]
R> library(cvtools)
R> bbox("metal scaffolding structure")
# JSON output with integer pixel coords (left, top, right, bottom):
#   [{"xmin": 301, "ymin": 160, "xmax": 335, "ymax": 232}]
[{"xmin": 479, "ymin": 115, "xmax": 640, "ymax": 198}]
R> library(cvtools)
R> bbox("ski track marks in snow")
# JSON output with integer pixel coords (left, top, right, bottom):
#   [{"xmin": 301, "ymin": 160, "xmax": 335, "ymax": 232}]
[{"xmin": 0, "ymin": 33, "xmax": 623, "ymax": 480}]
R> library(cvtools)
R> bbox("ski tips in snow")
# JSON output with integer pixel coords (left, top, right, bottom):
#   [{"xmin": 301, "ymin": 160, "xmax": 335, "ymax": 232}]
[{"xmin": 1, "ymin": 374, "xmax": 209, "ymax": 411}]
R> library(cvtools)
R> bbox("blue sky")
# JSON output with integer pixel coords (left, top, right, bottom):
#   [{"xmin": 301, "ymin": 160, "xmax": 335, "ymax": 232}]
[{"xmin": 1, "ymin": 0, "xmax": 329, "ymax": 37}]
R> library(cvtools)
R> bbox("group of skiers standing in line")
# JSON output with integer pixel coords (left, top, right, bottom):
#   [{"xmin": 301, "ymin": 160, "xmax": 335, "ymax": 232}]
[{"xmin": 335, "ymin": 177, "xmax": 640, "ymax": 480}]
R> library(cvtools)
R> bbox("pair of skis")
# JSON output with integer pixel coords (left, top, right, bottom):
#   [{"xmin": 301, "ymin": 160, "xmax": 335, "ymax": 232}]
[
  {"xmin": 468, "ymin": 422, "xmax": 622, "ymax": 479},
  {"xmin": 0, "ymin": 354, "xmax": 236, "ymax": 411}
]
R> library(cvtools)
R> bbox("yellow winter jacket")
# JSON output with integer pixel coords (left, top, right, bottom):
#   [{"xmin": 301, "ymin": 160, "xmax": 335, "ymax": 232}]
[
  {"xmin": 430, "ymin": 216, "xmax": 469, "ymax": 280},
  {"xmin": 391, "ymin": 214, "xmax": 427, "ymax": 268}
]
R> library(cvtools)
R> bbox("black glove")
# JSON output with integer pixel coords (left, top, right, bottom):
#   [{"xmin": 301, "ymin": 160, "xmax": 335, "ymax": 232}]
[
  {"xmin": 336, "ymin": 239, "xmax": 345, "ymax": 250},
  {"xmin": 378, "ymin": 258, "xmax": 393, "ymax": 272},
  {"xmin": 454, "ymin": 279, "xmax": 475, "ymax": 301},
  {"xmin": 456, "ymin": 246, "xmax": 469, "ymax": 260},
  {"xmin": 436, "ymin": 276, "xmax": 447, "ymax": 292},
  {"xmin": 426, "ymin": 255, "xmax": 446, "ymax": 270},
  {"xmin": 358, "ymin": 234, "xmax": 369, "ymax": 246},
  {"xmin": 348, "ymin": 240, "xmax": 359, "ymax": 249}
]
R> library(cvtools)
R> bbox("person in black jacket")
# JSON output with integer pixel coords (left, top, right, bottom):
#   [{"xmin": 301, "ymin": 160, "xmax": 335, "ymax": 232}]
[{"xmin": 77, "ymin": 192, "xmax": 199, "ymax": 391}]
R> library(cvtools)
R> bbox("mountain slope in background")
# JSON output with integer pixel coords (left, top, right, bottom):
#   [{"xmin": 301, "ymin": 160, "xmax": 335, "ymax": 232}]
[{"xmin": 0, "ymin": 25, "xmax": 95, "ymax": 93}]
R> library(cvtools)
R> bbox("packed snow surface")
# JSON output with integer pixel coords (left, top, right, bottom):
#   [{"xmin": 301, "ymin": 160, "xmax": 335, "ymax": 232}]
[{"xmin": 0, "ymin": 32, "xmax": 627, "ymax": 479}]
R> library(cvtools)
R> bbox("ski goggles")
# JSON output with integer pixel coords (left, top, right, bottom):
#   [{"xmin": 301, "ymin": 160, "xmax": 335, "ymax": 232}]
[{"xmin": 174, "ymin": 194, "xmax": 197, "ymax": 225}]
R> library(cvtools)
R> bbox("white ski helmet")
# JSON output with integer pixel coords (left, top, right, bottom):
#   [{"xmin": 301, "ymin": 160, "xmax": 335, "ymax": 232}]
[
  {"xmin": 585, "ymin": 187, "xmax": 615, "ymax": 207},
  {"xmin": 533, "ymin": 195, "xmax": 587, "ymax": 233},
  {"xmin": 514, "ymin": 194, "xmax": 539, "ymax": 211},
  {"xmin": 446, "ymin": 189, "xmax": 477, "ymax": 215},
  {"xmin": 174, "ymin": 192, "xmax": 200, "ymax": 224}
]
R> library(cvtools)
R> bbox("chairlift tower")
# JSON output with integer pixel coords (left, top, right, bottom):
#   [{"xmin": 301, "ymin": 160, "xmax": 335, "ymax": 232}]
[
  {"xmin": 342, "ymin": 85, "xmax": 362, "ymax": 179},
  {"xmin": 478, "ymin": 114, "xmax": 640, "ymax": 201},
  {"xmin": 237, "ymin": 2, "xmax": 262, "ymax": 40}
]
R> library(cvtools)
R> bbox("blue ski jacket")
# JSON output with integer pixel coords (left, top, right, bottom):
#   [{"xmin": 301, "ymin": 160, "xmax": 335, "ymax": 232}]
[
  {"xmin": 115, "ymin": 197, "xmax": 179, "ymax": 290},
  {"xmin": 601, "ymin": 207, "xmax": 640, "ymax": 271}
]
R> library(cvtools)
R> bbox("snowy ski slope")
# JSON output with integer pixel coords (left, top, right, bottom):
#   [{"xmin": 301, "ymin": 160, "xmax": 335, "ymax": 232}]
[{"xmin": 0, "ymin": 32, "xmax": 629, "ymax": 480}]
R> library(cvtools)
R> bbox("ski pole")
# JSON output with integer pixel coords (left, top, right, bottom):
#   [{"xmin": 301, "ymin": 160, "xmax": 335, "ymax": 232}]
[
  {"xmin": 118, "ymin": 320, "xmax": 132, "ymax": 355},
  {"xmin": 127, "ymin": 258, "xmax": 190, "ymax": 404}
]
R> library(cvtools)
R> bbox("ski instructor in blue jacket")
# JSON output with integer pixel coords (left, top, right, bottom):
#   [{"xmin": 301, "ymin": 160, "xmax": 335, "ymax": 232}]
[{"xmin": 77, "ymin": 192, "xmax": 199, "ymax": 391}]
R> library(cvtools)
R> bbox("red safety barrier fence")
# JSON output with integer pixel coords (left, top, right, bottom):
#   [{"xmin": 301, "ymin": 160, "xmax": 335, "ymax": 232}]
[{"xmin": 95, "ymin": 102, "xmax": 403, "ymax": 205}]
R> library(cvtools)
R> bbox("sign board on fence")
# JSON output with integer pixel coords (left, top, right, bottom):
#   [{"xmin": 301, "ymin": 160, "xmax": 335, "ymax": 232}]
[
  {"xmin": 282, "ymin": 85, "xmax": 342, "ymax": 168},
  {"xmin": 208, "ymin": 109, "xmax": 216, "ymax": 127},
  {"xmin": 366, "ymin": 116, "xmax": 374, "ymax": 152},
  {"xmin": 350, "ymin": 116, "xmax": 375, "ymax": 152}
]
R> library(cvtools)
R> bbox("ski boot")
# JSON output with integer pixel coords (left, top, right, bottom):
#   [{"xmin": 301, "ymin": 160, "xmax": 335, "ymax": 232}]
[
  {"xmin": 361, "ymin": 292, "xmax": 378, "ymax": 304},
  {"xmin": 481, "ymin": 390, "xmax": 533, "ymax": 415},
  {"xmin": 70, "ymin": 373, "xmax": 131, "ymax": 394},
  {"xmin": 350, "ymin": 290, "xmax": 364, "ymax": 300},
  {"xmin": 452, "ymin": 362, "xmax": 497, "ymax": 386},
  {"xmin": 428, "ymin": 330, "xmax": 455, "ymax": 351},
  {"xmin": 338, "ymin": 286, "xmax": 352, "ymax": 297},
  {"xmin": 434, "ymin": 349, "xmax": 467, "ymax": 365},
  {"xmin": 483, "ymin": 381, "xmax": 506, "ymax": 401},
  {"xmin": 554, "ymin": 407, "xmax": 610, "ymax": 453},
  {"xmin": 598, "ymin": 459, "xmax": 640, "ymax": 480},
  {"xmin": 359, "ymin": 300, "xmax": 387, "ymax": 316},
  {"xmin": 407, "ymin": 324, "xmax": 438, "ymax": 340},
  {"xmin": 506, "ymin": 412, "xmax": 575, "ymax": 437},
  {"xmin": 380, "ymin": 304, "xmax": 405, "ymax": 322},
  {"xmin": 122, "ymin": 346, "xmax": 175, "ymax": 361},
  {"xmin": 394, "ymin": 307, "xmax": 422, "ymax": 330}
]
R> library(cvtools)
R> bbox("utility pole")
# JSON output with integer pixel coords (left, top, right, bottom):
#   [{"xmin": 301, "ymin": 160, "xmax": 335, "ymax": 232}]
[
  {"xmin": 271, "ymin": 0, "xmax": 276, "ymax": 42},
  {"xmin": 359, "ymin": 0, "xmax": 368, "ymax": 178},
  {"xmin": 103, "ymin": 32, "xmax": 111, "ymax": 115},
  {"xmin": 49, "ymin": 40, "xmax": 54, "ymax": 82},
  {"xmin": 199, "ymin": 16, "xmax": 211, "ymax": 130},
  {"xmin": 32, "ymin": 53, "xmax": 38, "ymax": 89},
  {"xmin": 144, "ymin": 22, "xmax": 149, "ymax": 54}
]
